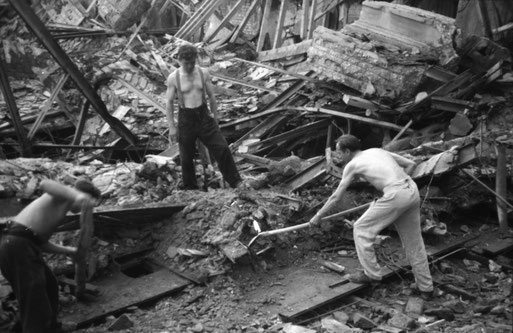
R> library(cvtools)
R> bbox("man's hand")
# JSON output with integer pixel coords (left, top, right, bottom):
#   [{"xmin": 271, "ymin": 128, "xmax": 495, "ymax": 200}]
[
  {"xmin": 66, "ymin": 246, "xmax": 78, "ymax": 260},
  {"xmin": 75, "ymin": 192, "xmax": 96, "ymax": 209},
  {"xmin": 168, "ymin": 125, "xmax": 177, "ymax": 144},
  {"xmin": 309, "ymin": 214, "xmax": 322, "ymax": 227}
]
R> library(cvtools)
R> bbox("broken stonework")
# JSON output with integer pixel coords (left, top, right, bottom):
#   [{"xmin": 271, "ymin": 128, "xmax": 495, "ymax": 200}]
[
  {"xmin": 307, "ymin": 1, "xmax": 458, "ymax": 101},
  {"xmin": 344, "ymin": 1, "xmax": 458, "ymax": 65},
  {"xmin": 98, "ymin": 0, "xmax": 151, "ymax": 30}
]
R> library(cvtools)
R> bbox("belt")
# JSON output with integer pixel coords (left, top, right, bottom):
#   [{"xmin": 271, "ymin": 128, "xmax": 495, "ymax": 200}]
[{"xmin": 2, "ymin": 220, "xmax": 45, "ymax": 246}]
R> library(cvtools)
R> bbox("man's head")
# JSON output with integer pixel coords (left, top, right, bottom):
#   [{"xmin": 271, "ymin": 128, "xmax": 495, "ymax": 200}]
[
  {"xmin": 176, "ymin": 44, "xmax": 198, "ymax": 74},
  {"xmin": 336, "ymin": 134, "xmax": 361, "ymax": 163},
  {"xmin": 75, "ymin": 178, "xmax": 101, "ymax": 200}
]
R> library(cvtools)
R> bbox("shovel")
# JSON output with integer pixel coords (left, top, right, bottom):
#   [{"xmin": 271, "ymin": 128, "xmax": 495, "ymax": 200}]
[{"xmin": 247, "ymin": 202, "xmax": 371, "ymax": 248}]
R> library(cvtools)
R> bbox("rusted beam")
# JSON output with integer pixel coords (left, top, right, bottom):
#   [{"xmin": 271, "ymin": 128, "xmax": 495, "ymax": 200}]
[
  {"xmin": 8, "ymin": 0, "xmax": 138, "ymax": 146},
  {"xmin": 0, "ymin": 56, "xmax": 32, "ymax": 156}
]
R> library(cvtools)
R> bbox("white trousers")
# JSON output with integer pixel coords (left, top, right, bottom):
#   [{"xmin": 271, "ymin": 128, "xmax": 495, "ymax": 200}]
[{"xmin": 353, "ymin": 178, "xmax": 433, "ymax": 292}]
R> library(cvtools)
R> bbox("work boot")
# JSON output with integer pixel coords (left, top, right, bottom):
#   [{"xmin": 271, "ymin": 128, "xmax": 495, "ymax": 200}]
[
  {"xmin": 419, "ymin": 290, "xmax": 434, "ymax": 301},
  {"xmin": 347, "ymin": 271, "xmax": 381, "ymax": 285}
]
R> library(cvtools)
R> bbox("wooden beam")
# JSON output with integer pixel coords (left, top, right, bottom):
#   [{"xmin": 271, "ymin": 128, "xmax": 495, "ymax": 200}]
[
  {"xmin": 211, "ymin": 73, "xmax": 280, "ymax": 93},
  {"xmin": 246, "ymin": 118, "xmax": 331, "ymax": 153},
  {"xmin": 307, "ymin": 0, "xmax": 317, "ymax": 39},
  {"xmin": 117, "ymin": 0, "xmax": 157, "ymax": 60},
  {"xmin": 272, "ymin": 0, "xmax": 288, "ymax": 49},
  {"xmin": 0, "ymin": 56, "xmax": 32, "ymax": 156},
  {"xmin": 233, "ymin": 57, "xmax": 318, "ymax": 82},
  {"xmin": 386, "ymin": 119, "xmax": 413, "ymax": 148},
  {"xmin": 204, "ymin": 0, "xmax": 246, "ymax": 43},
  {"xmin": 116, "ymin": 77, "xmax": 167, "ymax": 113},
  {"xmin": 28, "ymin": 73, "xmax": 69, "ymax": 139},
  {"xmin": 495, "ymin": 143, "xmax": 508, "ymax": 232},
  {"xmin": 230, "ymin": 0, "xmax": 260, "ymax": 43},
  {"xmin": 258, "ymin": 39, "xmax": 312, "ymax": 62},
  {"xmin": 182, "ymin": 0, "xmax": 225, "ymax": 40},
  {"xmin": 175, "ymin": 0, "xmax": 215, "ymax": 38},
  {"xmin": 256, "ymin": 0, "xmax": 273, "ymax": 51},
  {"xmin": 314, "ymin": 0, "xmax": 344, "ymax": 22},
  {"xmin": 300, "ymin": 0, "xmax": 310, "ymax": 39}
]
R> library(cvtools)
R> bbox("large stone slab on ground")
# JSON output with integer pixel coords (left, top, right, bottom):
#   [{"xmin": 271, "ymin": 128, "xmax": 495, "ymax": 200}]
[{"xmin": 306, "ymin": 1, "xmax": 458, "ymax": 101}]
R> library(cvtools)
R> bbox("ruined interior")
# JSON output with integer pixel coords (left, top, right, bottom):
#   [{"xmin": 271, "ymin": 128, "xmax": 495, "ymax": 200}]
[{"xmin": 0, "ymin": 0, "xmax": 513, "ymax": 332}]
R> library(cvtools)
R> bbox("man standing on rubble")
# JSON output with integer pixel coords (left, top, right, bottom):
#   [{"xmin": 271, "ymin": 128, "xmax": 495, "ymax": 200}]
[
  {"xmin": 165, "ymin": 44, "xmax": 244, "ymax": 190},
  {"xmin": 309, "ymin": 134, "xmax": 434, "ymax": 300},
  {"xmin": 0, "ymin": 178, "xmax": 101, "ymax": 333}
]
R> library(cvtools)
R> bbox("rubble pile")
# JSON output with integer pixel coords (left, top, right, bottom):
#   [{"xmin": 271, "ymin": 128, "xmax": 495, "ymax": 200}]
[{"xmin": 1, "ymin": 0, "xmax": 513, "ymax": 332}]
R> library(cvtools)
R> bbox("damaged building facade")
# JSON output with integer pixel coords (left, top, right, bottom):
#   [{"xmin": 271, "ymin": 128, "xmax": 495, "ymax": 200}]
[{"xmin": 1, "ymin": 0, "xmax": 513, "ymax": 332}]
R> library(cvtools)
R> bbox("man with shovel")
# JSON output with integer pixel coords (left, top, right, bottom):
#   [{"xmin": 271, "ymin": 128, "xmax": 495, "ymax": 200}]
[
  {"xmin": 309, "ymin": 134, "xmax": 434, "ymax": 300},
  {"xmin": 0, "ymin": 178, "xmax": 100, "ymax": 332}
]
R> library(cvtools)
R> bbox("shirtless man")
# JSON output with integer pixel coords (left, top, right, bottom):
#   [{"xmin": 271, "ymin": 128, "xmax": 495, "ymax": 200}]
[
  {"xmin": 309, "ymin": 134, "xmax": 433, "ymax": 299},
  {"xmin": 0, "ymin": 178, "xmax": 100, "ymax": 333},
  {"xmin": 165, "ymin": 44, "xmax": 243, "ymax": 190}
]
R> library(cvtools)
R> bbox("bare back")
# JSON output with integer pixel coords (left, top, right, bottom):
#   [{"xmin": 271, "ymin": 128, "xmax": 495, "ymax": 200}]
[
  {"xmin": 349, "ymin": 148, "xmax": 411, "ymax": 191},
  {"xmin": 14, "ymin": 194, "xmax": 71, "ymax": 241}
]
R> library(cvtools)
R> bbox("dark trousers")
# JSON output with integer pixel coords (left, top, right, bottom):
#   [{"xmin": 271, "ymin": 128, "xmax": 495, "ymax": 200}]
[
  {"xmin": 178, "ymin": 104, "xmax": 241, "ymax": 188},
  {"xmin": 0, "ymin": 232, "xmax": 60, "ymax": 333}
]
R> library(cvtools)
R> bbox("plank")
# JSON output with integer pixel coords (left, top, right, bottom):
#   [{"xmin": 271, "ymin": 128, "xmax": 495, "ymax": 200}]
[
  {"xmin": 256, "ymin": 0, "xmax": 273, "ymax": 51},
  {"xmin": 204, "ymin": 0, "xmax": 245, "ymax": 43},
  {"xmin": 60, "ymin": 263, "xmax": 189, "ymax": 328},
  {"xmin": 272, "ymin": 0, "xmax": 288, "ymax": 49},
  {"xmin": 74, "ymin": 204, "xmax": 94, "ymax": 299},
  {"xmin": 28, "ymin": 73, "xmax": 69, "ymax": 139},
  {"xmin": 285, "ymin": 157, "xmax": 326, "ymax": 192},
  {"xmin": 0, "ymin": 57, "xmax": 32, "ymax": 156},
  {"xmin": 229, "ymin": 0, "xmax": 260, "ymax": 43},
  {"xmin": 0, "ymin": 202, "xmax": 187, "ymax": 229},
  {"xmin": 182, "ymin": 0, "xmax": 225, "ymax": 40},
  {"xmin": 306, "ymin": 0, "xmax": 317, "ymax": 39},
  {"xmin": 233, "ymin": 57, "xmax": 319, "ymax": 83},
  {"xmin": 258, "ymin": 39, "xmax": 312, "ymax": 62},
  {"xmin": 279, "ymin": 233, "xmax": 478, "ymax": 321},
  {"xmin": 300, "ymin": 0, "xmax": 310, "ymax": 39},
  {"xmin": 411, "ymin": 144, "xmax": 477, "ymax": 179},
  {"xmin": 212, "ymin": 73, "xmax": 279, "ymax": 93}
]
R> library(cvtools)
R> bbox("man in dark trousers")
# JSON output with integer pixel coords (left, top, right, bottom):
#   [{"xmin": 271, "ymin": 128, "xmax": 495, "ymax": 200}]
[
  {"xmin": 0, "ymin": 178, "xmax": 100, "ymax": 333},
  {"xmin": 309, "ymin": 135, "xmax": 434, "ymax": 300},
  {"xmin": 165, "ymin": 44, "xmax": 243, "ymax": 190}
]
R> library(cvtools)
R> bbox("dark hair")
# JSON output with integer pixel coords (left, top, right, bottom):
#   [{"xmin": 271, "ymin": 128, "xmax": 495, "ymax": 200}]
[
  {"xmin": 75, "ymin": 178, "xmax": 101, "ymax": 199},
  {"xmin": 177, "ymin": 44, "xmax": 197, "ymax": 61},
  {"xmin": 336, "ymin": 134, "xmax": 361, "ymax": 152}
]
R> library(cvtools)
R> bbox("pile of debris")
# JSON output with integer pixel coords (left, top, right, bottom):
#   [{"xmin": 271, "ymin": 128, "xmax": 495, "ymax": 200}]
[{"xmin": 1, "ymin": 0, "xmax": 513, "ymax": 332}]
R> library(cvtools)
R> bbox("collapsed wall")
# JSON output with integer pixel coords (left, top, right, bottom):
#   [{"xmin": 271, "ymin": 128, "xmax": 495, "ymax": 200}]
[{"xmin": 307, "ymin": 0, "xmax": 459, "ymax": 102}]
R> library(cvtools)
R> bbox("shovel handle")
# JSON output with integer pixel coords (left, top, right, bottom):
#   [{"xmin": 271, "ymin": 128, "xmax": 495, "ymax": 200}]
[{"xmin": 254, "ymin": 202, "xmax": 371, "ymax": 239}]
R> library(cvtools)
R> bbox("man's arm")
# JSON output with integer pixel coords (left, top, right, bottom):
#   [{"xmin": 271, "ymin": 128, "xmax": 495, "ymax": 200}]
[
  {"xmin": 309, "ymin": 161, "xmax": 356, "ymax": 226},
  {"xmin": 389, "ymin": 151, "xmax": 416, "ymax": 176},
  {"xmin": 40, "ymin": 179, "xmax": 92, "ymax": 207},
  {"xmin": 203, "ymin": 68, "xmax": 218, "ymax": 121},
  {"xmin": 41, "ymin": 242, "xmax": 76, "ymax": 256},
  {"xmin": 165, "ymin": 72, "xmax": 177, "ymax": 142}
]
